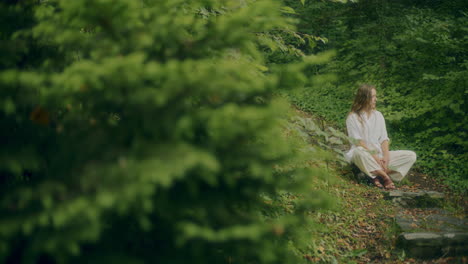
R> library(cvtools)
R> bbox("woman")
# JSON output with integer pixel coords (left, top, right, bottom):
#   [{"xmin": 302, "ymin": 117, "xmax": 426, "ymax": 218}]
[{"xmin": 345, "ymin": 84, "xmax": 417, "ymax": 189}]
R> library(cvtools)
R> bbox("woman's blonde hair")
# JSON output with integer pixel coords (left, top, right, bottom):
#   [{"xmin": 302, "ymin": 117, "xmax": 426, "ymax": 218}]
[
  {"xmin": 350, "ymin": 84, "xmax": 375, "ymax": 114},
  {"xmin": 349, "ymin": 84, "xmax": 375, "ymax": 124}
]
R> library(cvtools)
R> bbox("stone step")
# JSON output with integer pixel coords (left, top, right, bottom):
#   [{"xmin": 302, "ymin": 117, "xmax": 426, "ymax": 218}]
[
  {"xmin": 395, "ymin": 208, "xmax": 468, "ymax": 258},
  {"xmin": 384, "ymin": 190, "xmax": 444, "ymax": 208},
  {"xmin": 397, "ymin": 232, "xmax": 468, "ymax": 259}
]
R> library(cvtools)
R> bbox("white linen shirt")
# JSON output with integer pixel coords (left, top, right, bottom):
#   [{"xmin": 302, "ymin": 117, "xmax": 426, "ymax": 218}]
[{"xmin": 345, "ymin": 110, "xmax": 389, "ymax": 162}]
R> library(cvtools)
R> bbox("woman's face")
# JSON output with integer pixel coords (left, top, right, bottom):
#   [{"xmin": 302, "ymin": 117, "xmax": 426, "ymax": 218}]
[{"xmin": 370, "ymin": 88, "xmax": 377, "ymax": 109}]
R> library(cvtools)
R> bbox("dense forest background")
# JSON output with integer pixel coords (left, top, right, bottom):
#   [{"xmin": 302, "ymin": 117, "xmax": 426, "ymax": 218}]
[
  {"xmin": 284, "ymin": 0, "xmax": 467, "ymax": 193},
  {"xmin": 0, "ymin": 0, "xmax": 466, "ymax": 263}
]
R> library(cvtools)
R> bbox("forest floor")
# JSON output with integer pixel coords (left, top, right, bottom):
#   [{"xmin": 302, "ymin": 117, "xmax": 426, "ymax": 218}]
[{"xmin": 289, "ymin": 107, "xmax": 467, "ymax": 264}]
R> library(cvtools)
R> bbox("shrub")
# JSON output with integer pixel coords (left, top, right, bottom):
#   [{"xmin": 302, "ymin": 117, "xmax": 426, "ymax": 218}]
[{"xmin": 0, "ymin": 1, "xmax": 329, "ymax": 263}]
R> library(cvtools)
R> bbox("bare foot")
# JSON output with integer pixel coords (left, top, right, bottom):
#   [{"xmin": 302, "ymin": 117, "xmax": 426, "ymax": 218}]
[
  {"xmin": 372, "ymin": 177, "xmax": 383, "ymax": 188},
  {"xmin": 381, "ymin": 176, "xmax": 395, "ymax": 190}
]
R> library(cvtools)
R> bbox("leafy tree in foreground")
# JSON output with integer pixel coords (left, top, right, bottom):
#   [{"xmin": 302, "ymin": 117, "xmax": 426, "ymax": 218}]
[{"xmin": 0, "ymin": 0, "xmax": 329, "ymax": 263}]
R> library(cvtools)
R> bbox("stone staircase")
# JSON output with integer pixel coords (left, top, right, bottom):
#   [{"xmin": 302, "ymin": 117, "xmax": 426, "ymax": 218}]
[{"xmin": 384, "ymin": 190, "xmax": 468, "ymax": 259}]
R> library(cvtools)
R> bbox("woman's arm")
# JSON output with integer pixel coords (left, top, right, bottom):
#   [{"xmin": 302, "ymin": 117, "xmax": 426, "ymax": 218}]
[
  {"xmin": 360, "ymin": 140, "xmax": 384, "ymax": 168},
  {"xmin": 381, "ymin": 140, "xmax": 390, "ymax": 171},
  {"xmin": 378, "ymin": 111, "xmax": 390, "ymax": 172}
]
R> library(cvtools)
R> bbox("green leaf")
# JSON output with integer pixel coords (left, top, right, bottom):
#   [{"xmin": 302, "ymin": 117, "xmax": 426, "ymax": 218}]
[{"xmin": 281, "ymin": 6, "xmax": 296, "ymax": 14}]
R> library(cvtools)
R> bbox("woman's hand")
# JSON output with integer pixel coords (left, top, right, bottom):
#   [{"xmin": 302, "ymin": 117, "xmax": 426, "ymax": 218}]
[
  {"xmin": 380, "ymin": 140, "xmax": 391, "ymax": 173},
  {"xmin": 372, "ymin": 154, "xmax": 384, "ymax": 169}
]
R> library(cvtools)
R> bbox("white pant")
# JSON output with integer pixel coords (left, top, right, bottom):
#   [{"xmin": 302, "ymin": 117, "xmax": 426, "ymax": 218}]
[{"xmin": 351, "ymin": 147, "xmax": 417, "ymax": 182}]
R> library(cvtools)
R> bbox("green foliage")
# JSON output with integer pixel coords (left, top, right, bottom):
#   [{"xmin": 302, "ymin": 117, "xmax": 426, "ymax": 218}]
[
  {"xmin": 288, "ymin": 82, "xmax": 349, "ymax": 127},
  {"xmin": 283, "ymin": 0, "xmax": 468, "ymax": 193},
  {"xmin": 0, "ymin": 0, "xmax": 332, "ymax": 263},
  {"xmin": 253, "ymin": 2, "xmax": 330, "ymax": 65}
]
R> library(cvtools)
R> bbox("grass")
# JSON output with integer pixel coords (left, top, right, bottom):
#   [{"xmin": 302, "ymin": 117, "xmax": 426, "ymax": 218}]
[{"xmin": 302, "ymin": 171, "xmax": 400, "ymax": 263}]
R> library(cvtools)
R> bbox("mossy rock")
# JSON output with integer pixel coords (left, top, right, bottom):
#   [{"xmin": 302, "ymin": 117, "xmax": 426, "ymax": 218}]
[
  {"xmin": 384, "ymin": 190, "xmax": 444, "ymax": 208},
  {"xmin": 396, "ymin": 209, "xmax": 468, "ymax": 258}
]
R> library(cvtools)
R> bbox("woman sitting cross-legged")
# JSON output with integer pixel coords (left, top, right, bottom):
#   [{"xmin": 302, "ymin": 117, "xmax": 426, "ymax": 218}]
[{"xmin": 345, "ymin": 84, "xmax": 417, "ymax": 190}]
